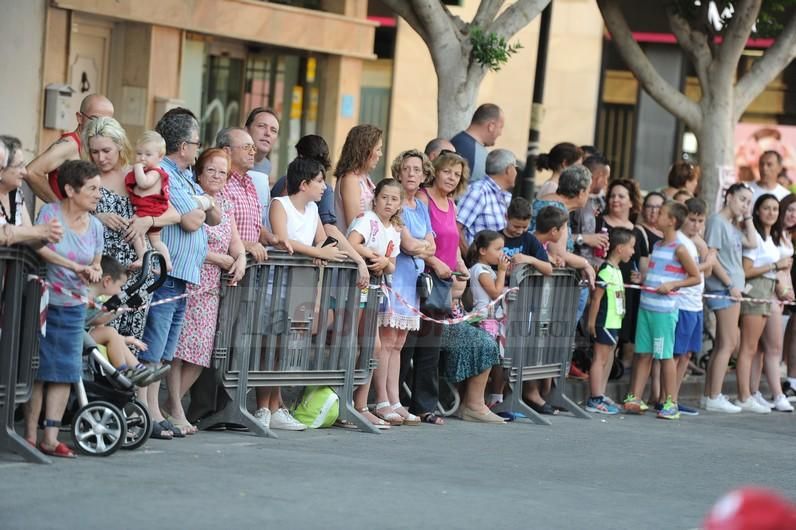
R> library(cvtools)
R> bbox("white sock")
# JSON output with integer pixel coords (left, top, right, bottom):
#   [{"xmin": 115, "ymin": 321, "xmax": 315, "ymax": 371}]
[{"xmin": 487, "ymin": 393, "xmax": 503, "ymax": 406}]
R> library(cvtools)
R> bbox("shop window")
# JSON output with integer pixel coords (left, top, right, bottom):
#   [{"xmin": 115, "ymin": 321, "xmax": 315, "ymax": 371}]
[{"xmin": 200, "ymin": 55, "xmax": 244, "ymax": 148}]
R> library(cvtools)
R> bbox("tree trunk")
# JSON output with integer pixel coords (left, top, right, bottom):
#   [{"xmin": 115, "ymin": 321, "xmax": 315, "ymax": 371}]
[
  {"xmin": 434, "ymin": 61, "xmax": 485, "ymax": 138},
  {"xmin": 696, "ymin": 89, "xmax": 735, "ymax": 212}
]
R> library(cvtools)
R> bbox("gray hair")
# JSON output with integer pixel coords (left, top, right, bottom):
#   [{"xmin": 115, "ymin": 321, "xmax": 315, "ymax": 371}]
[
  {"xmin": 155, "ymin": 111, "xmax": 199, "ymax": 154},
  {"xmin": 215, "ymin": 127, "xmax": 248, "ymax": 149},
  {"xmin": 485, "ymin": 148, "xmax": 517, "ymax": 176},
  {"xmin": 0, "ymin": 136, "xmax": 21, "ymax": 170},
  {"xmin": 556, "ymin": 164, "xmax": 592, "ymax": 198}
]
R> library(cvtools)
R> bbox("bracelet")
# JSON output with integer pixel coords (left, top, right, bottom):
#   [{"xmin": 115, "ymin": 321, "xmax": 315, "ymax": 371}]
[{"xmin": 771, "ymin": 263, "xmax": 777, "ymax": 273}]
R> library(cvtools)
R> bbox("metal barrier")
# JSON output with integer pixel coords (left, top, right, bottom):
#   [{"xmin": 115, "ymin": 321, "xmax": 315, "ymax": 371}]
[
  {"xmin": 496, "ymin": 265, "xmax": 590, "ymax": 425},
  {"xmin": 0, "ymin": 245, "xmax": 49, "ymax": 464},
  {"xmin": 201, "ymin": 251, "xmax": 381, "ymax": 437}
]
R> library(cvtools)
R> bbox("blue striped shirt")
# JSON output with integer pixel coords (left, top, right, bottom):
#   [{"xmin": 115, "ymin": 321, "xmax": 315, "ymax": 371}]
[
  {"xmin": 640, "ymin": 240, "xmax": 685, "ymax": 313},
  {"xmin": 160, "ymin": 157, "xmax": 207, "ymax": 285}
]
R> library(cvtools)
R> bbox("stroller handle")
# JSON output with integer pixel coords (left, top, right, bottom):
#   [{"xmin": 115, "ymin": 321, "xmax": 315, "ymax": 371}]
[{"xmin": 145, "ymin": 251, "xmax": 168, "ymax": 294}]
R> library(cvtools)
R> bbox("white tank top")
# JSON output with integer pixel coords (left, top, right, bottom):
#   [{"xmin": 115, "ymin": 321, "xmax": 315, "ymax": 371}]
[{"xmin": 271, "ymin": 196, "xmax": 318, "ymax": 247}]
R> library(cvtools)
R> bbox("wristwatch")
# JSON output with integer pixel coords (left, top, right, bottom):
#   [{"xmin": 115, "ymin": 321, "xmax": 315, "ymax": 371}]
[{"xmin": 575, "ymin": 234, "xmax": 584, "ymax": 246}]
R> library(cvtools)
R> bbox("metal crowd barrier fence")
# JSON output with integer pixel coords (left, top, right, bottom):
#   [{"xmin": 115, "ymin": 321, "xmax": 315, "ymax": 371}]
[
  {"xmin": 496, "ymin": 265, "xmax": 590, "ymax": 425},
  {"xmin": 199, "ymin": 252, "xmax": 381, "ymax": 437},
  {"xmin": 0, "ymin": 245, "xmax": 49, "ymax": 464}
]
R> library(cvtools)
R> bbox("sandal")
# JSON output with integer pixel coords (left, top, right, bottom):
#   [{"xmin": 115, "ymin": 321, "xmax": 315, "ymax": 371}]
[
  {"xmin": 419, "ymin": 413, "xmax": 445, "ymax": 425},
  {"xmin": 166, "ymin": 414, "xmax": 197, "ymax": 435},
  {"xmin": 374, "ymin": 402, "xmax": 403, "ymax": 426},
  {"xmin": 358, "ymin": 407, "xmax": 391, "ymax": 430},
  {"xmin": 529, "ymin": 401, "xmax": 559, "ymax": 416},
  {"xmin": 150, "ymin": 422, "xmax": 173, "ymax": 440},
  {"xmin": 38, "ymin": 442, "xmax": 76, "ymax": 459},
  {"xmin": 159, "ymin": 419, "xmax": 185, "ymax": 438},
  {"xmin": 391, "ymin": 403, "xmax": 421, "ymax": 426}
]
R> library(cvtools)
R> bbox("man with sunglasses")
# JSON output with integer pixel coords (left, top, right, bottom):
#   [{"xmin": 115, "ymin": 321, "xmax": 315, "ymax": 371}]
[{"xmin": 26, "ymin": 93, "xmax": 114, "ymax": 203}]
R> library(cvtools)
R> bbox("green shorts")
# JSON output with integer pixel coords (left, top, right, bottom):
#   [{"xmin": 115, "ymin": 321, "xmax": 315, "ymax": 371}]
[{"xmin": 634, "ymin": 308, "xmax": 678, "ymax": 360}]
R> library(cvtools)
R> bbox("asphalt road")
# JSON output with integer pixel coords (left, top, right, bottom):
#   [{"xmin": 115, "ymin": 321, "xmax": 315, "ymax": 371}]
[{"xmin": 1, "ymin": 409, "xmax": 794, "ymax": 529}]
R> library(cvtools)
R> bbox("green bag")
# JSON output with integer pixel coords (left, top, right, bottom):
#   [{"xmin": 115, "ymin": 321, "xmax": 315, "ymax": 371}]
[{"xmin": 292, "ymin": 386, "xmax": 339, "ymax": 428}]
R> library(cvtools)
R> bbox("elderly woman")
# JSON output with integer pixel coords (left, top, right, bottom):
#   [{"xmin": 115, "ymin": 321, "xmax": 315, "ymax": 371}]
[
  {"xmin": 375, "ymin": 150, "xmax": 436, "ymax": 425},
  {"xmin": 164, "ymin": 148, "xmax": 246, "ymax": 434},
  {"xmin": 400, "ymin": 151, "xmax": 470, "ymax": 425},
  {"xmin": 0, "ymin": 136, "xmax": 62, "ymax": 245},
  {"xmin": 24, "ymin": 160, "xmax": 104, "ymax": 458}
]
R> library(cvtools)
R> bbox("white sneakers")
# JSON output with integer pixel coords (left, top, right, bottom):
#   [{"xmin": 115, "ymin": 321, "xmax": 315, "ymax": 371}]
[
  {"xmin": 751, "ymin": 391, "xmax": 773, "ymax": 411},
  {"xmin": 271, "ymin": 408, "xmax": 307, "ymax": 431},
  {"xmin": 705, "ymin": 394, "xmax": 742, "ymax": 413},
  {"xmin": 772, "ymin": 394, "xmax": 794, "ymax": 413},
  {"xmin": 734, "ymin": 397, "xmax": 771, "ymax": 414},
  {"xmin": 254, "ymin": 407, "xmax": 271, "ymax": 428}
]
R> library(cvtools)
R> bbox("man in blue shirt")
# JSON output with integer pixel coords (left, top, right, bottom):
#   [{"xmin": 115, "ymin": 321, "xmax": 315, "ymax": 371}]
[{"xmin": 450, "ymin": 103, "xmax": 504, "ymax": 184}]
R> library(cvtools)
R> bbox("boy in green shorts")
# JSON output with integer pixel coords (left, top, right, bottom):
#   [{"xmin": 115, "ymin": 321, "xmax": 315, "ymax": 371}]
[{"xmin": 624, "ymin": 201, "xmax": 700, "ymax": 419}]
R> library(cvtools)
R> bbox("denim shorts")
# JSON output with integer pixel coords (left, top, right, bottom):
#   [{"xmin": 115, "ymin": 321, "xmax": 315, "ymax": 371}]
[
  {"xmin": 140, "ymin": 277, "xmax": 188, "ymax": 364},
  {"xmin": 705, "ymin": 289, "xmax": 737, "ymax": 312},
  {"xmin": 37, "ymin": 304, "xmax": 86, "ymax": 383}
]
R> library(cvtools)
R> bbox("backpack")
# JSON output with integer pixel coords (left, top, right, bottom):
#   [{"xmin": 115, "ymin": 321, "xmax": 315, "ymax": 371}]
[{"xmin": 291, "ymin": 386, "xmax": 339, "ymax": 428}]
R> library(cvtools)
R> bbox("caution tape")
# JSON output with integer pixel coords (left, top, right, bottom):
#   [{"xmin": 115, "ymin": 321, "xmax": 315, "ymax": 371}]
[
  {"xmin": 596, "ymin": 280, "xmax": 796, "ymax": 306},
  {"xmin": 380, "ymin": 283, "xmax": 517, "ymax": 325}
]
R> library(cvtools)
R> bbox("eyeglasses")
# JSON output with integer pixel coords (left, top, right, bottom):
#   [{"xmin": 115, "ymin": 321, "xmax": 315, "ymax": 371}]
[
  {"xmin": 644, "ymin": 204, "xmax": 663, "ymax": 210},
  {"xmin": 231, "ymin": 144, "xmax": 256, "ymax": 152},
  {"xmin": 184, "ymin": 140, "xmax": 202, "ymax": 148},
  {"xmin": 79, "ymin": 112, "xmax": 101, "ymax": 121}
]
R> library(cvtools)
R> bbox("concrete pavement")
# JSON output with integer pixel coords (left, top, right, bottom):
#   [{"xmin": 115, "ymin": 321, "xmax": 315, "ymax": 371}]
[{"xmin": 1, "ymin": 409, "xmax": 794, "ymax": 529}]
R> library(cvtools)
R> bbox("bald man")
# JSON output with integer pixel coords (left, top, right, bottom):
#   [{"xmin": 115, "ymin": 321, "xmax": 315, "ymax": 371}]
[{"xmin": 26, "ymin": 93, "xmax": 114, "ymax": 202}]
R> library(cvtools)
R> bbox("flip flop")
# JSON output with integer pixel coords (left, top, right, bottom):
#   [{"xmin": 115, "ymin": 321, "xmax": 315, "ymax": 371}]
[{"xmin": 38, "ymin": 442, "xmax": 76, "ymax": 458}]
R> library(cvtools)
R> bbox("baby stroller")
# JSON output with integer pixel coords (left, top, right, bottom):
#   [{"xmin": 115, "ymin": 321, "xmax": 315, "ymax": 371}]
[{"xmin": 61, "ymin": 251, "xmax": 167, "ymax": 456}]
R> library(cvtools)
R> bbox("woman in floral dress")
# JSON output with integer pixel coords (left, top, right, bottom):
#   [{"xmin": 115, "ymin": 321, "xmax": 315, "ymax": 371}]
[{"xmin": 165, "ymin": 148, "xmax": 246, "ymax": 432}]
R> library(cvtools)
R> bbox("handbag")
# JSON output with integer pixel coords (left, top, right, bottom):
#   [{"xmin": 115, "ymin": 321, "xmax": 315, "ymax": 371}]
[
  {"xmin": 415, "ymin": 258, "xmax": 433, "ymax": 300},
  {"xmin": 420, "ymin": 270, "xmax": 453, "ymax": 314}
]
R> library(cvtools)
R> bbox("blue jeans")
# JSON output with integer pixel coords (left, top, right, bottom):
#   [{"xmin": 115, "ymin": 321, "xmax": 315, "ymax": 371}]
[
  {"xmin": 140, "ymin": 277, "xmax": 188, "ymax": 364},
  {"xmin": 576, "ymin": 286, "xmax": 589, "ymax": 322}
]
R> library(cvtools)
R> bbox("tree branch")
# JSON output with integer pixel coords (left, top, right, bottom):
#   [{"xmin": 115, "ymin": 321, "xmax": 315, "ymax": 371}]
[
  {"xmin": 490, "ymin": 0, "xmax": 550, "ymax": 40},
  {"xmin": 473, "ymin": 0, "xmax": 505, "ymax": 29},
  {"xmin": 717, "ymin": 0, "xmax": 762, "ymax": 71},
  {"xmin": 380, "ymin": 0, "xmax": 431, "ymax": 43},
  {"xmin": 597, "ymin": 0, "xmax": 702, "ymax": 132},
  {"xmin": 734, "ymin": 10, "xmax": 796, "ymax": 121},
  {"xmin": 667, "ymin": 8, "xmax": 711, "ymax": 92}
]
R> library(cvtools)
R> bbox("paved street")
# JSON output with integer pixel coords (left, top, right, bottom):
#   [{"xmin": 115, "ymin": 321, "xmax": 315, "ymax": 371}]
[{"xmin": 1, "ymin": 407, "xmax": 794, "ymax": 529}]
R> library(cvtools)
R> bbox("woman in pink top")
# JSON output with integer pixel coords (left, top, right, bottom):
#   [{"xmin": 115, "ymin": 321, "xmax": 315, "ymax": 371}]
[
  {"xmin": 401, "ymin": 151, "xmax": 470, "ymax": 425},
  {"xmin": 333, "ymin": 124, "xmax": 381, "ymax": 233}
]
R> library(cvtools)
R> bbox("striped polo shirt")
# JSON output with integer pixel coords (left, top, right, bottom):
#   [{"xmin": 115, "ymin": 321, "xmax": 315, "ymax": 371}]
[
  {"xmin": 640, "ymin": 240, "xmax": 686, "ymax": 313},
  {"xmin": 160, "ymin": 156, "xmax": 208, "ymax": 285}
]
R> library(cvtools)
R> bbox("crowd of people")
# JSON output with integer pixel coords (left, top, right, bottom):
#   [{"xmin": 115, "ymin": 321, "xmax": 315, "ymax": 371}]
[{"xmin": 2, "ymin": 94, "xmax": 796, "ymax": 459}]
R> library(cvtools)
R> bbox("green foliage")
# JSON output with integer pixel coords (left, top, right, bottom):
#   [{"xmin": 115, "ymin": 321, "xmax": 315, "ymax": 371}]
[
  {"xmin": 469, "ymin": 26, "xmax": 524, "ymax": 71},
  {"xmin": 668, "ymin": 0, "xmax": 796, "ymax": 37}
]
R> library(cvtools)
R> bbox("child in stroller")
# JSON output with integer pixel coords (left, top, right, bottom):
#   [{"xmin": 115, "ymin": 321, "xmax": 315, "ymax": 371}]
[
  {"xmin": 86, "ymin": 255, "xmax": 170, "ymax": 386},
  {"xmin": 63, "ymin": 251, "xmax": 168, "ymax": 456}
]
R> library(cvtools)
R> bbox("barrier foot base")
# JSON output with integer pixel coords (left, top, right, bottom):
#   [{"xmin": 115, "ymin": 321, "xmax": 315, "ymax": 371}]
[
  {"xmin": 0, "ymin": 428, "xmax": 51, "ymax": 464},
  {"xmin": 198, "ymin": 401, "xmax": 278, "ymax": 439},
  {"xmin": 337, "ymin": 401, "xmax": 381, "ymax": 434},
  {"xmin": 550, "ymin": 384, "xmax": 591, "ymax": 420},
  {"xmin": 494, "ymin": 398, "xmax": 552, "ymax": 426}
]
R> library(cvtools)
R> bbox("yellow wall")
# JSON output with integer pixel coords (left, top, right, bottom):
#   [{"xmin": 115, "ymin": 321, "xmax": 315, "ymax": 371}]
[{"xmin": 385, "ymin": 0, "xmax": 603, "ymax": 178}]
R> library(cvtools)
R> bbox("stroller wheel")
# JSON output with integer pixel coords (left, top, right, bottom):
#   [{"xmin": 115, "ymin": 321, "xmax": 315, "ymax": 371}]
[
  {"xmin": 609, "ymin": 358, "xmax": 625, "ymax": 380},
  {"xmin": 71, "ymin": 401, "xmax": 126, "ymax": 457},
  {"xmin": 699, "ymin": 354, "xmax": 710, "ymax": 371},
  {"xmin": 122, "ymin": 399, "xmax": 152, "ymax": 450}
]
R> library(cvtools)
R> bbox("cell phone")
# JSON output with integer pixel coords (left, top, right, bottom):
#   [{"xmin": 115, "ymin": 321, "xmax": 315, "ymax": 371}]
[
  {"xmin": 321, "ymin": 236, "xmax": 338, "ymax": 247},
  {"xmin": 450, "ymin": 272, "xmax": 466, "ymax": 277}
]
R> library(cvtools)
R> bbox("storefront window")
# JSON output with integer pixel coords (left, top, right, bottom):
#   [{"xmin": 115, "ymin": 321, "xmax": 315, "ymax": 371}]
[{"xmin": 200, "ymin": 55, "xmax": 244, "ymax": 148}]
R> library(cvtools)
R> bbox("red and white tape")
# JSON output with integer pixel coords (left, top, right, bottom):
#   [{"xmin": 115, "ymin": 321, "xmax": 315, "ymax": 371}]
[{"xmin": 380, "ymin": 283, "xmax": 517, "ymax": 325}]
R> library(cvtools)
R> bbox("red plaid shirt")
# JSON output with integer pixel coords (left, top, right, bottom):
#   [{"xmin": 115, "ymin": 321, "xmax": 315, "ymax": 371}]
[{"xmin": 222, "ymin": 170, "xmax": 262, "ymax": 242}]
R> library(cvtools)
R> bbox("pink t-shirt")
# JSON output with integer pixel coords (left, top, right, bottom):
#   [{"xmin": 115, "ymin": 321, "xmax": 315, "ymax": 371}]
[{"xmin": 423, "ymin": 188, "xmax": 458, "ymax": 270}]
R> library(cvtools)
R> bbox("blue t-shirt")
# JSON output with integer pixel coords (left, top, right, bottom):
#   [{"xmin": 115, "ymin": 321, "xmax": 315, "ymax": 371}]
[
  {"xmin": 501, "ymin": 230, "xmax": 549, "ymax": 262},
  {"xmin": 37, "ymin": 202, "xmax": 104, "ymax": 306},
  {"xmin": 271, "ymin": 175, "xmax": 337, "ymax": 227},
  {"xmin": 450, "ymin": 130, "xmax": 487, "ymax": 184}
]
